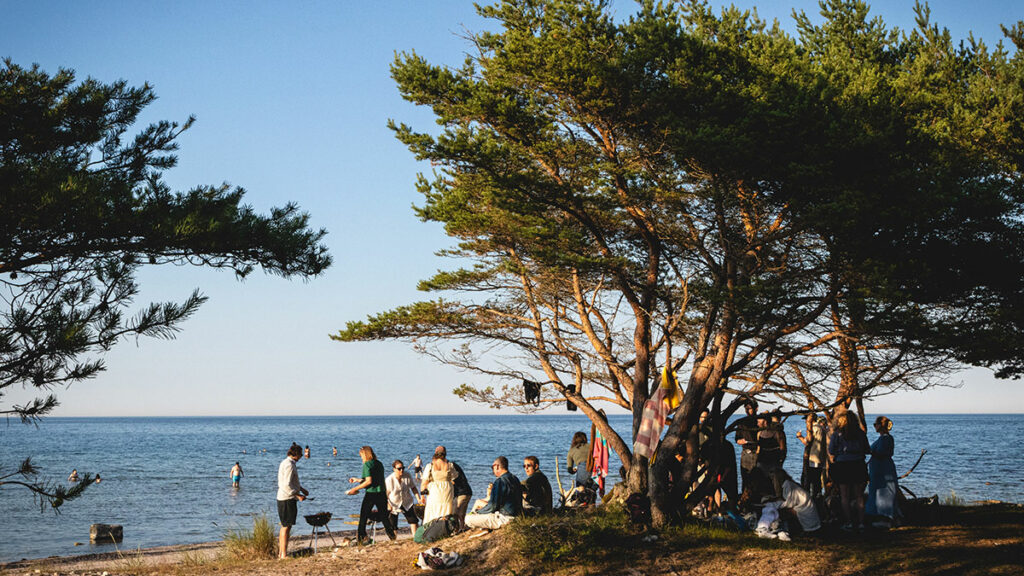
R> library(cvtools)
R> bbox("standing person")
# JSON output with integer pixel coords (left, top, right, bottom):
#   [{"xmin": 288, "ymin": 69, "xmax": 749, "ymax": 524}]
[
  {"xmin": 718, "ymin": 433, "xmax": 739, "ymax": 505},
  {"xmin": 386, "ymin": 459, "xmax": 421, "ymax": 536},
  {"xmin": 772, "ymin": 413, "xmax": 787, "ymax": 463},
  {"xmin": 465, "ymin": 456, "xmax": 522, "ymax": 530},
  {"xmin": 797, "ymin": 415, "xmax": 827, "ymax": 498},
  {"xmin": 332, "ymin": 446, "xmax": 338, "ymax": 457},
  {"xmin": 276, "ymin": 443, "xmax": 309, "ymax": 559},
  {"xmin": 756, "ymin": 414, "xmax": 785, "ymax": 474},
  {"xmin": 410, "ymin": 454, "xmax": 423, "ymax": 483},
  {"xmin": 567, "ymin": 432, "xmax": 590, "ymax": 486},
  {"xmin": 420, "ymin": 453, "xmax": 455, "ymax": 525},
  {"xmin": 735, "ymin": 402, "xmax": 760, "ymax": 492},
  {"xmin": 230, "ymin": 462, "xmax": 244, "ymax": 488},
  {"xmin": 698, "ymin": 409, "xmax": 737, "ymax": 509},
  {"xmin": 303, "ymin": 445, "xmax": 311, "ymax": 459},
  {"xmin": 866, "ymin": 416, "xmax": 900, "ymax": 526},
  {"xmin": 829, "ymin": 410, "xmax": 869, "ymax": 531},
  {"xmin": 435, "ymin": 446, "xmax": 472, "ymax": 529},
  {"xmin": 347, "ymin": 446, "xmax": 396, "ymax": 545},
  {"xmin": 521, "ymin": 456, "xmax": 553, "ymax": 516}
]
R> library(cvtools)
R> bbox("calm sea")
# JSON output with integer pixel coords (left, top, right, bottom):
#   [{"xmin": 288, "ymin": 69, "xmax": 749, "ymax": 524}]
[{"xmin": 1, "ymin": 414, "xmax": 1021, "ymax": 562}]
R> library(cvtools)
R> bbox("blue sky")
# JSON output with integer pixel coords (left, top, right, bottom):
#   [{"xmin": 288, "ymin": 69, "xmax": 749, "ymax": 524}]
[{"xmin": 2, "ymin": 0, "xmax": 1022, "ymax": 416}]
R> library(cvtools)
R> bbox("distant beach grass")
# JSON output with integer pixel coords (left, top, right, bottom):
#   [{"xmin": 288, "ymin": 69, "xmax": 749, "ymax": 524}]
[
  {"xmin": 223, "ymin": 514, "xmax": 276, "ymax": 560},
  {"xmin": 942, "ymin": 490, "xmax": 966, "ymax": 506}
]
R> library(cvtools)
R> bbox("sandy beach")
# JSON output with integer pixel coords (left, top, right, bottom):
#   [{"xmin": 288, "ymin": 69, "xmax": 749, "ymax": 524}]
[
  {"xmin": 3, "ymin": 503, "xmax": 1022, "ymax": 576},
  {"xmin": 0, "ymin": 525, "xmax": 501, "ymax": 576}
]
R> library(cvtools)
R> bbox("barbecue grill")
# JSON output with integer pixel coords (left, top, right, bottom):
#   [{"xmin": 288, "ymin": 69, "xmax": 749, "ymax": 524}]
[{"xmin": 303, "ymin": 511, "xmax": 336, "ymax": 552}]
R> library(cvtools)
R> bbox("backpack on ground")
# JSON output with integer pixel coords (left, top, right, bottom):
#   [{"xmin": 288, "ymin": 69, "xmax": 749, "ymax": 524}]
[{"xmin": 414, "ymin": 514, "xmax": 459, "ymax": 543}]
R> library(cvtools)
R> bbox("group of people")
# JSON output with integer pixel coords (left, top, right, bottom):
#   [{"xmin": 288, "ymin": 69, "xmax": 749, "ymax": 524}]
[
  {"xmin": 701, "ymin": 402, "xmax": 902, "ymax": 537},
  {"xmin": 272, "ymin": 406, "xmax": 901, "ymax": 557},
  {"xmin": 273, "ymin": 442, "xmax": 555, "ymax": 558}
]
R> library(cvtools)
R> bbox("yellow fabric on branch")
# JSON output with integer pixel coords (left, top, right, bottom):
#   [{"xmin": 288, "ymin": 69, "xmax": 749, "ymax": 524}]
[{"xmin": 661, "ymin": 366, "xmax": 682, "ymax": 411}]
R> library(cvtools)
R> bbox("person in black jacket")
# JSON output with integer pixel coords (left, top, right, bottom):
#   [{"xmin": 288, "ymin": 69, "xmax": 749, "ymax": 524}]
[{"xmin": 521, "ymin": 455, "xmax": 553, "ymax": 516}]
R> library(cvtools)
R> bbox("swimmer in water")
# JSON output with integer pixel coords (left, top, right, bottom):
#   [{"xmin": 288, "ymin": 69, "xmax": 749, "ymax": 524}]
[{"xmin": 230, "ymin": 462, "xmax": 244, "ymax": 487}]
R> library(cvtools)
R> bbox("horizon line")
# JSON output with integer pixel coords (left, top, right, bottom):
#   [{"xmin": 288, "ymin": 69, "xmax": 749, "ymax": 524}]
[{"xmin": 35, "ymin": 411, "xmax": 1024, "ymax": 418}]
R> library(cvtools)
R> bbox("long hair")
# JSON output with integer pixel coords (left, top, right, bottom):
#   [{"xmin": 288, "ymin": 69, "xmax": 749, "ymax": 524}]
[
  {"xmin": 359, "ymin": 445, "xmax": 377, "ymax": 461},
  {"xmin": 571, "ymin": 431, "xmax": 587, "ymax": 448},
  {"xmin": 844, "ymin": 410, "xmax": 863, "ymax": 435}
]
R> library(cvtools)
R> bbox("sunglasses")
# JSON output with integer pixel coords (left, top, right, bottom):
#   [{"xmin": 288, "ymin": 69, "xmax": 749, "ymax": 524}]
[{"xmin": 395, "ymin": 466, "xmax": 404, "ymax": 470}]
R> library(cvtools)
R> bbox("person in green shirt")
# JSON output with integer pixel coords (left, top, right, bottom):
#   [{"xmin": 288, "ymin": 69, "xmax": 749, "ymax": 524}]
[{"xmin": 347, "ymin": 445, "xmax": 396, "ymax": 545}]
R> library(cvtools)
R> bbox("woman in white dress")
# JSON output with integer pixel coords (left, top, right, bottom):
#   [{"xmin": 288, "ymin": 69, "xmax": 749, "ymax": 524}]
[{"xmin": 420, "ymin": 454, "xmax": 455, "ymax": 524}]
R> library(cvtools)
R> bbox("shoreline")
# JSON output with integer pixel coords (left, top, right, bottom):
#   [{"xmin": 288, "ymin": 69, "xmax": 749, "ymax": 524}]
[
  {"xmin": 5, "ymin": 498, "xmax": 1021, "ymax": 567},
  {"xmin": 3, "ymin": 503, "xmax": 1022, "ymax": 576},
  {"xmin": 0, "ymin": 525, "xmax": 386, "ymax": 571}
]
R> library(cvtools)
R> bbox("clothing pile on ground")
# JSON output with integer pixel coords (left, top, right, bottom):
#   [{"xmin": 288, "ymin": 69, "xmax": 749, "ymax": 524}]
[{"xmin": 415, "ymin": 547, "xmax": 464, "ymax": 570}]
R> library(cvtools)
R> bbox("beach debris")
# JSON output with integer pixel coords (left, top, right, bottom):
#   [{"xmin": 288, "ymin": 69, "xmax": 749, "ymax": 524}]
[{"xmin": 89, "ymin": 524, "xmax": 122, "ymax": 543}]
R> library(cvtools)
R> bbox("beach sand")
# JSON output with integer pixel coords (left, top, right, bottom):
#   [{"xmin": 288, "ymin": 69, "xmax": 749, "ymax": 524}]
[
  {"xmin": 0, "ymin": 524, "xmax": 500, "ymax": 576},
  {"xmin": 3, "ymin": 504, "xmax": 1022, "ymax": 576}
]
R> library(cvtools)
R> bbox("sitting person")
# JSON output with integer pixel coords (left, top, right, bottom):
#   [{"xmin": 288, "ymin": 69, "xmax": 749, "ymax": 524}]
[
  {"xmin": 770, "ymin": 468, "xmax": 821, "ymax": 533},
  {"xmin": 465, "ymin": 456, "xmax": 522, "ymax": 530},
  {"xmin": 521, "ymin": 455, "xmax": 552, "ymax": 516},
  {"xmin": 566, "ymin": 432, "xmax": 590, "ymax": 486}
]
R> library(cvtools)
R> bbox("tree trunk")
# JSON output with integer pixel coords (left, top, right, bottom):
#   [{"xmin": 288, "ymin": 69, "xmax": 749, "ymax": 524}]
[{"xmin": 648, "ymin": 353, "xmax": 722, "ymax": 528}]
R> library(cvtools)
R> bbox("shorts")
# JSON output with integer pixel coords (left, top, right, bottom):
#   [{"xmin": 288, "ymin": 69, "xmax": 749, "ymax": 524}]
[
  {"xmin": 277, "ymin": 499, "xmax": 297, "ymax": 527},
  {"xmin": 390, "ymin": 506, "xmax": 419, "ymax": 527},
  {"xmin": 232, "ymin": 475, "xmax": 241, "ymax": 482},
  {"xmin": 830, "ymin": 460, "xmax": 868, "ymax": 485}
]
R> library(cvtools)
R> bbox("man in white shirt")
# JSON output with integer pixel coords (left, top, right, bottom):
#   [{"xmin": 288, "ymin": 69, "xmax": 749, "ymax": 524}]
[
  {"xmin": 385, "ymin": 459, "xmax": 421, "ymax": 535},
  {"xmin": 277, "ymin": 443, "xmax": 309, "ymax": 559}
]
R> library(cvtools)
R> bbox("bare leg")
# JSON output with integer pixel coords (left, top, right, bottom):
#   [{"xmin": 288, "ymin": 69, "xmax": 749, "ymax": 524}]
[
  {"xmin": 840, "ymin": 485, "xmax": 853, "ymax": 526},
  {"xmin": 854, "ymin": 483, "xmax": 866, "ymax": 527},
  {"xmin": 278, "ymin": 525, "xmax": 290, "ymax": 559}
]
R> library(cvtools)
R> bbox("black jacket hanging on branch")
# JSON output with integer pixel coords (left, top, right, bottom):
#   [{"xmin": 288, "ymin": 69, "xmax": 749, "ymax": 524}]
[
  {"xmin": 522, "ymin": 380, "xmax": 541, "ymax": 406},
  {"xmin": 566, "ymin": 384, "xmax": 577, "ymax": 411}
]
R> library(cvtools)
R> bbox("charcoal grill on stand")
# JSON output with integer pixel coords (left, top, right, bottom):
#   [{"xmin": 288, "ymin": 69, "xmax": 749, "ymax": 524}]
[{"xmin": 303, "ymin": 512, "xmax": 336, "ymax": 553}]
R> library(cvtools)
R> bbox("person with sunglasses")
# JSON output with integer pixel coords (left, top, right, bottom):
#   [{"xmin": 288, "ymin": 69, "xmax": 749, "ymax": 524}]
[
  {"xmin": 466, "ymin": 456, "xmax": 522, "ymax": 531},
  {"xmin": 521, "ymin": 456, "xmax": 552, "ymax": 516},
  {"xmin": 385, "ymin": 459, "xmax": 421, "ymax": 536}
]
